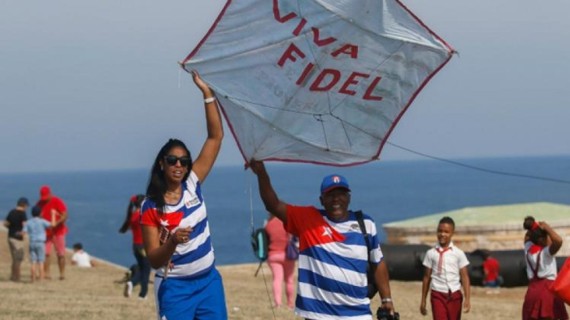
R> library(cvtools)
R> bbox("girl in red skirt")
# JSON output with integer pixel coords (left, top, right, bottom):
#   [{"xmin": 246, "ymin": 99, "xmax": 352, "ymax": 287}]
[{"xmin": 522, "ymin": 216, "xmax": 568, "ymax": 320}]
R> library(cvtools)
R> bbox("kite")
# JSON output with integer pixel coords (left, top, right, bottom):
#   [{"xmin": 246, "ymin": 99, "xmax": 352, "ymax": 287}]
[{"xmin": 182, "ymin": 0, "xmax": 454, "ymax": 166}]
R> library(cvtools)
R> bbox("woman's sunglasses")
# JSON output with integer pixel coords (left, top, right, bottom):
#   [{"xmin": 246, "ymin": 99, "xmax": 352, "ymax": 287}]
[{"xmin": 164, "ymin": 155, "xmax": 191, "ymax": 167}]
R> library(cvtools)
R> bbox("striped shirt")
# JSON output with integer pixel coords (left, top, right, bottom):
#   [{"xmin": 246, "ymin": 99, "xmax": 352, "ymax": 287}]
[
  {"xmin": 286, "ymin": 205, "xmax": 382, "ymax": 320},
  {"xmin": 140, "ymin": 171, "xmax": 215, "ymax": 279}
]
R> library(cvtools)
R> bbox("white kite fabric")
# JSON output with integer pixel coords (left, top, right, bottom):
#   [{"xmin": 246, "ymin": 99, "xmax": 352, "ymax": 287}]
[{"xmin": 183, "ymin": 0, "xmax": 453, "ymax": 166}]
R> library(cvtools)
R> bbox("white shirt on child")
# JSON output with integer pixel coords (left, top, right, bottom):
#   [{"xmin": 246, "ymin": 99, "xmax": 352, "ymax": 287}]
[
  {"xmin": 71, "ymin": 250, "xmax": 92, "ymax": 268},
  {"xmin": 423, "ymin": 242, "xmax": 470, "ymax": 293},
  {"xmin": 524, "ymin": 241, "xmax": 557, "ymax": 280}
]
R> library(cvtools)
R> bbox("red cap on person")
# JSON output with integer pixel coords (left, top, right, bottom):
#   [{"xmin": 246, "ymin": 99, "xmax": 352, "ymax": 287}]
[{"xmin": 40, "ymin": 185, "xmax": 52, "ymax": 201}]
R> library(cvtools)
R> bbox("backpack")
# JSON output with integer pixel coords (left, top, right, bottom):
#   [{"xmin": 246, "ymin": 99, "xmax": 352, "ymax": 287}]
[
  {"xmin": 251, "ymin": 227, "xmax": 269, "ymax": 276},
  {"xmin": 355, "ymin": 210, "xmax": 379, "ymax": 299}
]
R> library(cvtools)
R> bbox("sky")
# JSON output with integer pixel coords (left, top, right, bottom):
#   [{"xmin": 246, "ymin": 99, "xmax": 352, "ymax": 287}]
[{"xmin": 2, "ymin": 0, "xmax": 569, "ymax": 173}]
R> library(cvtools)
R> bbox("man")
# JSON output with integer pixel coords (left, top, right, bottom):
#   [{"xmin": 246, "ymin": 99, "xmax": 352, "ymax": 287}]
[
  {"xmin": 36, "ymin": 185, "xmax": 68, "ymax": 280},
  {"xmin": 250, "ymin": 160, "xmax": 395, "ymax": 320},
  {"xmin": 4, "ymin": 197, "xmax": 29, "ymax": 281}
]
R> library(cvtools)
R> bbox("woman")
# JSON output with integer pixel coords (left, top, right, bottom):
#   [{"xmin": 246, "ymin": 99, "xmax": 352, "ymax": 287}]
[
  {"xmin": 522, "ymin": 216, "xmax": 568, "ymax": 320},
  {"xmin": 119, "ymin": 194, "xmax": 150, "ymax": 299},
  {"xmin": 265, "ymin": 212, "xmax": 296, "ymax": 309},
  {"xmin": 140, "ymin": 72, "xmax": 225, "ymax": 319}
]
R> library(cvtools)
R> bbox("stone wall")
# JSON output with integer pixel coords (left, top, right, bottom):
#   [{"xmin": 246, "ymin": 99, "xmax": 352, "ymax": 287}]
[{"xmin": 384, "ymin": 222, "xmax": 570, "ymax": 256}]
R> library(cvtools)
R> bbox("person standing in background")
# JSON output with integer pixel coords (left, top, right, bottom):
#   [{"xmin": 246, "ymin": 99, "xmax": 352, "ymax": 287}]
[
  {"xmin": 265, "ymin": 212, "xmax": 296, "ymax": 309},
  {"xmin": 36, "ymin": 185, "xmax": 68, "ymax": 280},
  {"xmin": 4, "ymin": 197, "xmax": 29, "ymax": 282},
  {"xmin": 119, "ymin": 194, "xmax": 150, "ymax": 299},
  {"xmin": 23, "ymin": 206, "xmax": 55, "ymax": 282}
]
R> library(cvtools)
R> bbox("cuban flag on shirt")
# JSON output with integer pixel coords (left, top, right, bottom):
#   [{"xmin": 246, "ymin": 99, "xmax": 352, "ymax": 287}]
[
  {"xmin": 285, "ymin": 205, "xmax": 382, "ymax": 320},
  {"xmin": 140, "ymin": 171, "xmax": 215, "ymax": 279}
]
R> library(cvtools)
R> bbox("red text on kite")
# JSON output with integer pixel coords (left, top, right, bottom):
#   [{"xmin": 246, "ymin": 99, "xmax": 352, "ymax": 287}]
[{"xmin": 273, "ymin": 0, "xmax": 383, "ymax": 101}]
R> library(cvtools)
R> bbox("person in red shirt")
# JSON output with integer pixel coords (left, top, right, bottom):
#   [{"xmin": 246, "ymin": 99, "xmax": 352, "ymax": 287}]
[
  {"xmin": 481, "ymin": 250, "xmax": 501, "ymax": 293},
  {"xmin": 119, "ymin": 194, "xmax": 150, "ymax": 299},
  {"xmin": 36, "ymin": 185, "xmax": 68, "ymax": 280}
]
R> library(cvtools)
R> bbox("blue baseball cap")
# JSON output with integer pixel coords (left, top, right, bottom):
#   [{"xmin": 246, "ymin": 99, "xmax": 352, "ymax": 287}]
[{"xmin": 320, "ymin": 174, "xmax": 351, "ymax": 194}]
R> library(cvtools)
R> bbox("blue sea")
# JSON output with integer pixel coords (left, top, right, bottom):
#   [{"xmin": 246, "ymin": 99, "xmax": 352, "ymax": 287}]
[{"xmin": 1, "ymin": 156, "xmax": 569, "ymax": 268}]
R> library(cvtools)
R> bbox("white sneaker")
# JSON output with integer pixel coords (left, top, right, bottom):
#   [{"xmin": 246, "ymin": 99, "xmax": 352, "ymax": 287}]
[{"xmin": 124, "ymin": 281, "xmax": 133, "ymax": 298}]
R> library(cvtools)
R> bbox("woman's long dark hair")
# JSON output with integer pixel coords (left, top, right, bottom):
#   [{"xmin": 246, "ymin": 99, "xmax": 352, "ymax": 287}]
[
  {"xmin": 119, "ymin": 194, "xmax": 145, "ymax": 233},
  {"xmin": 145, "ymin": 139, "xmax": 192, "ymax": 209}
]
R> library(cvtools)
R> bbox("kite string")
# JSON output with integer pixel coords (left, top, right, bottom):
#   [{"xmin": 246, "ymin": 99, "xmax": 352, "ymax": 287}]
[
  {"xmin": 386, "ymin": 141, "xmax": 570, "ymax": 185},
  {"xmin": 248, "ymin": 170, "xmax": 254, "ymax": 233},
  {"xmin": 247, "ymin": 170, "xmax": 278, "ymax": 319},
  {"xmin": 217, "ymin": 94, "xmax": 568, "ymax": 185},
  {"xmin": 259, "ymin": 259, "xmax": 278, "ymax": 319}
]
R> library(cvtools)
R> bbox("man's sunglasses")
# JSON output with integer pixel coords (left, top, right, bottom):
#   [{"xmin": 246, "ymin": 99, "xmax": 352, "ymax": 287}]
[{"xmin": 164, "ymin": 155, "xmax": 191, "ymax": 167}]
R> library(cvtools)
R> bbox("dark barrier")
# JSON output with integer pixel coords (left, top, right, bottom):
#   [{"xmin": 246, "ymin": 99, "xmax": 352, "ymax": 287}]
[
  {"xmin": 382, "ymin": 244, "xmax": 430, "ymax": 281},
  {"xmin": 383, "ymin": 244, "xmax": 568, "ymax": 288},
  {"xmin": 468, "ymin": 250, "xmax": 568, "ymax": 287}
]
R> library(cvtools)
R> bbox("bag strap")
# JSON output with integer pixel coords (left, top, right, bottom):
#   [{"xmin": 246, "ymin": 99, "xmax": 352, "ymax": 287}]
[
  {"xmin": 356, "ymin": 210, "xmax": 379, "ymax": 295},
  {"xmin": 355, "ymin": 210, "xmax": 371, "ymax": 262}
]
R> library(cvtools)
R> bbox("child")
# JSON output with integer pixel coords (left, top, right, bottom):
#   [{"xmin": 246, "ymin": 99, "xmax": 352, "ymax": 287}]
[
  {"xmin": 522, "ymin": 216, "xmax": 568, "ymax": 320},
  {"xmin": 23, "ymin": 206, "xmax": 55, "ymax": 282},
  {"xmin": 71, "ymin": 243, "xmax": 94, "ymax": 268},
  {"xmin": 481, "ymin": 249, "xmax": 501, "ymax": 294},
  {"xmin": 420, "ymin": 216, "xmax": 471, "ymax": 319}
]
